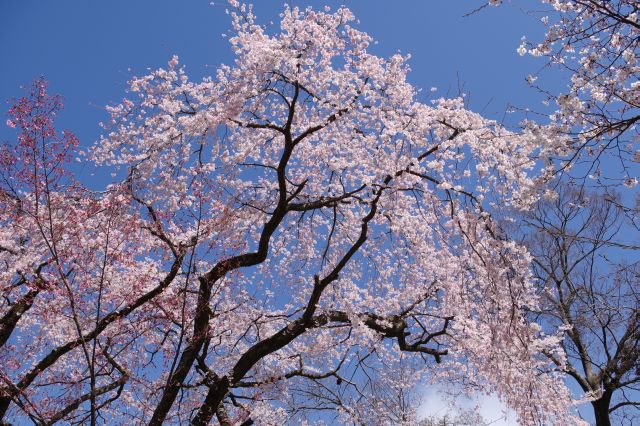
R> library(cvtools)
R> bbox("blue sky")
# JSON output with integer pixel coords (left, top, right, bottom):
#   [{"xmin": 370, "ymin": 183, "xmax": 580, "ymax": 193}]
[{"xmin": 0, "ymin": 1, "xmax": 574, "ymax": 424}]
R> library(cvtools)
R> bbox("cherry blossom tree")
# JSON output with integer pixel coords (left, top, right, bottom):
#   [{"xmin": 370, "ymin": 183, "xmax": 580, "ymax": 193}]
[
  {"xmin": 473, "ymin": 2, "xmax": 640, "ymax": 425},
  {"xmin": 1, "ymin": 3, "xmax": 590, "ymax": 425},
  {"xmin": 0, "ymin": 79, "xmax": 185, "ymax": 425},
  {"xmin": 509, "ymin": 0, "xmax": 639, "ymax": 186},
  {"xmin": 486, "ymin": 3, "xmax": 640, "ymax": 424}
]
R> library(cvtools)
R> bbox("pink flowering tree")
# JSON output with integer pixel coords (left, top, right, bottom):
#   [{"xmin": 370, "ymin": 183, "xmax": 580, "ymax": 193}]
[
  {"xmin": 1, "ymin": 4, "xmax": 589, "ymax": 425},
  {"xmin": 0, "ymin": 81, "xmax": 186, "ymax": 423},
  {"xmin": 482, "ymin": 2, "xmax": 640, "ymax": 425},
  {"xmin": 511, "ymin": 0, "xmax": 639, "ymax": 186}
]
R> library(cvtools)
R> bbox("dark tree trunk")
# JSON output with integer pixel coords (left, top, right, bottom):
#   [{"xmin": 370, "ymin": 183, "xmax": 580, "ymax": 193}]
[{"xmin": 591, "ymin": 391, "xmax": 612, "ymax": 426}]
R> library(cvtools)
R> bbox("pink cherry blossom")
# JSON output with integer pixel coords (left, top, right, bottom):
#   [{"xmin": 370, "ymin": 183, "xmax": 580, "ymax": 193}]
[{"xmin": 0, "ymin": 4, "xmax": 589, "ymax": 425}]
